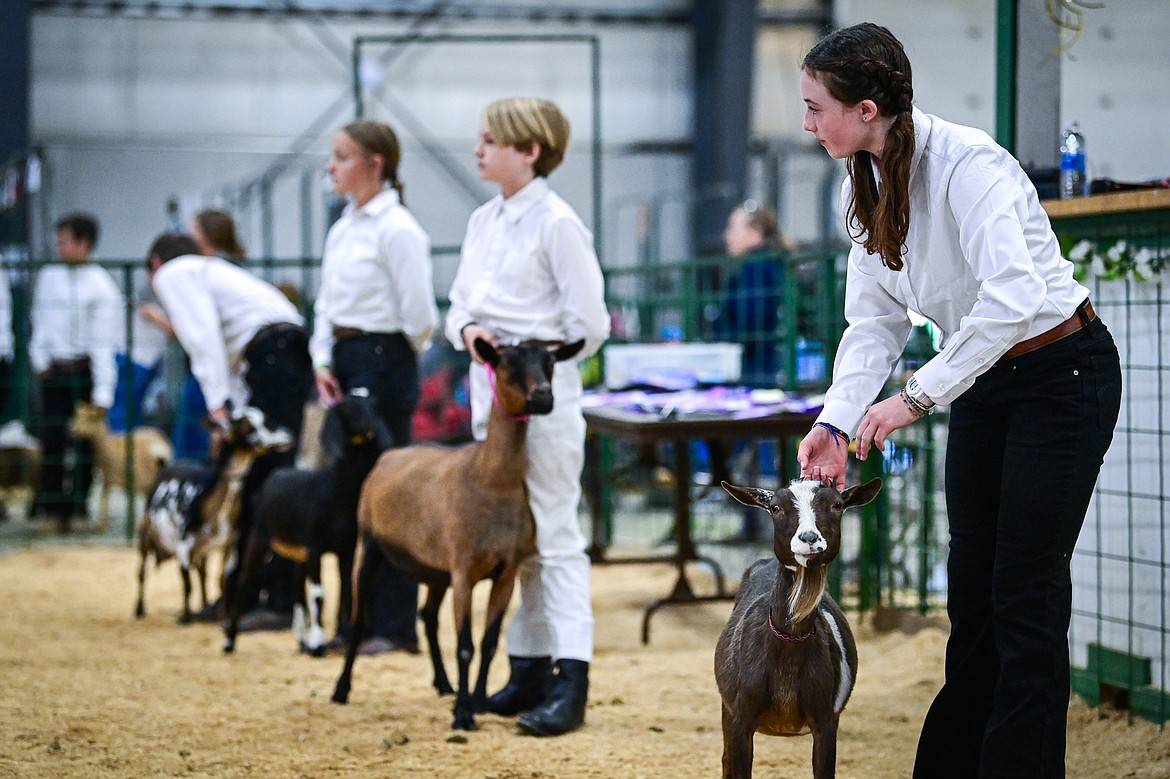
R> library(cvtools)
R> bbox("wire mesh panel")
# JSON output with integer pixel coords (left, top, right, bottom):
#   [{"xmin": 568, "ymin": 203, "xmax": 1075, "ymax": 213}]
[{"xmin": 1051, "ymin": 197, "xmax": 1170, "ymax": 725}]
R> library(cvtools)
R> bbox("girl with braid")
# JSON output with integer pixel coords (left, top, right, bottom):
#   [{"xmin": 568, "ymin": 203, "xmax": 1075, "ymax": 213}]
[{"xmin": 795, "ymin": 23, "xmax": 1120, "ymax": 777}]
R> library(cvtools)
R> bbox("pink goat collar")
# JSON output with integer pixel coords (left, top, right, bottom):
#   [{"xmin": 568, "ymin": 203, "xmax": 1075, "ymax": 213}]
[
  {"xmin": 484, "ymin": 363, "xmax": 530, "ymax": 422},
  {"xmin": 768, "ymin": 606, "xmax": 816, "ymax": 642}
]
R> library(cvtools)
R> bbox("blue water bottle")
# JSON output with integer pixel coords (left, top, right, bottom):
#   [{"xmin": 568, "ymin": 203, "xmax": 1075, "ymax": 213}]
[{"xmin": 1060, "ymin": 122, "xmax": 1088, "ymax": 199}]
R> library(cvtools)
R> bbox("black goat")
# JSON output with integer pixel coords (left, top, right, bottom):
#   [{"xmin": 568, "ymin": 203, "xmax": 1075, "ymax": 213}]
[
  {"xmin": 715, "ymin": 477, "xmax": 881, "ymax": 779},
  {"xmin": 135, "ymin": 407, "xmax": 293, "ymax": 623},
  {"xmin": 223, "ymin": 392, "xmax": 394, "ymax": 655}
]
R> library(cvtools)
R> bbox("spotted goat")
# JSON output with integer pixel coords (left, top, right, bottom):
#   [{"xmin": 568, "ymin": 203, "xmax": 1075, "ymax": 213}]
[{"xmin": 134, "ymin": 407, "xmax": 293, "ymax": 623}]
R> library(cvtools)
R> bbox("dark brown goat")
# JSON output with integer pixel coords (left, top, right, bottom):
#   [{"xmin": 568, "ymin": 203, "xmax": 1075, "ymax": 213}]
[
  {"xmin": 715, "ymin": 476, "xmax": 882, "ymax": 779},
  {"xmin": 331, "ymin": 338, "xmax": 584, "ymax": 730}
]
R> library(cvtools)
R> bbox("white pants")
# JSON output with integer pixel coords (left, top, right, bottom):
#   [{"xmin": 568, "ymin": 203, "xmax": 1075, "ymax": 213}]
[{"xmin": 470, "ymin": 360, "xmax": 594, "ymax": 662}]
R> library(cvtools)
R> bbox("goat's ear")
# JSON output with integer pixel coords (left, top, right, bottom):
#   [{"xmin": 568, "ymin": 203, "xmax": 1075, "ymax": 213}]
[
  {"xmin": 473, "ymin": 337, "xmax": 500, "ymax": 367},
  {"xmin": 552, "ymin": 339, "xmax": 586, "ymax": 362},
  {"xmin": 721, "ymin": 480, "xmax": 775, "ymax": 511},
  {"xmin": 842, "ymin": 477, "xmax": 882, "ymax": 510}
]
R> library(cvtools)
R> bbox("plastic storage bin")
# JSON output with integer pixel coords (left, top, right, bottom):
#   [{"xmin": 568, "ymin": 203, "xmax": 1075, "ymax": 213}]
[{"xmin": 603, "ymin": 342, "xmax": 743, "ymax": 389}]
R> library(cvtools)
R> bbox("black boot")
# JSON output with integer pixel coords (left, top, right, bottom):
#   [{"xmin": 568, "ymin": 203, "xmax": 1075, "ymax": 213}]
[
  {"xmin": 517, "ymin": 659, "xmax": 589, "ymax": 736},
  {"xmin": 483, "ymin": 655, "xmax": 553, "ymax": 716}
]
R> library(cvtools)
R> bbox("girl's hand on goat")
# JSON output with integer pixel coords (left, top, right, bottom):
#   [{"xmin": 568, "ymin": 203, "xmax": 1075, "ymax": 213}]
[
  {"xmin": 460, "ymin": 324, "xmax": 497, "ymax": 364},
  {"xmin": 315, "ymin": 368, "xmax": 343, "ymax": 406},
  {"xmin": 854, "ymin": 394, "xmax": 919, "ymax": 462},
  {"xmin": 798, "ymin": 425, "xmax": 849, "ymax": 490}
]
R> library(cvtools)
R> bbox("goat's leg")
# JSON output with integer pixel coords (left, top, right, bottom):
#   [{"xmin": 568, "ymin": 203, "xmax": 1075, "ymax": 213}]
[
  {"xmin": 420, "ymin": 583, "xmax": 454, "ymax": 696},
  {"xmin": 449, "ymin": 573, "xmax": 477, "ymax": 730},
  {"xmin": 332, "ymin": 534, "xmax": 382, "ymax": 705},
  {"xmin": 135, "ymin": 532, "xmax": 149, "ymax": 618},
  {"xmin": 195, "ymin": 559, "xmax": 209, "ymax": 611},
  {"xmin": 223, "ymin": 525, "xmax": 269, "ymax": 653},
  {"xmin": 720, "ymin": 706, "xmax": 756, "ymax": 779},
  {"xmin": 298, "ymin": 553, "xmax": 327, "ymax": 657},
  {"xmin": 809, "ymin": 715, "xmax": 839, "ymax": 779},
  {"xmin": 97, "ymin": 484, "xmax": 110, "ymax": 533},
  {"xmin": 178, "ymin": 564, "xmax": 194, "ymax": 624},
  {"xmin": 472, "ymin": 566, "xmax": 519, "ymax": 712}
]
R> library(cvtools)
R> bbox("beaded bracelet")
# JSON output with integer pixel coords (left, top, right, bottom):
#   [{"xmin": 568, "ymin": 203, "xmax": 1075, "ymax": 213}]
[
  {"xmin": 899, "ymin": 387, "xmax": 933, "ymax": 418},
  {"xmin": 815, "ymin": 421, "xmax": 851, "ymax": 447}
]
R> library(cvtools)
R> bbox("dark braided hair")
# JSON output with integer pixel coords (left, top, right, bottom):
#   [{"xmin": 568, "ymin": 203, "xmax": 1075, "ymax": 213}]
[
  {"xmin": 342, "ymin": 120, "xmax": 407, "ymax": 206},
  {"xmin": 803, "ymin": 23, "xmax": 915, "ymax": 271}
]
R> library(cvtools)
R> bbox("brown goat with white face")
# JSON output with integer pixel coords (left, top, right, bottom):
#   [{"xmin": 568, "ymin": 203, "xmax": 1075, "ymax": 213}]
[
  {"xmin": 715, "ymin": 477, "xmax": 882, "ymax": 779},
  {"xmin": 331, "ymin": 338, "xmax": 585, "ymax": 731}
]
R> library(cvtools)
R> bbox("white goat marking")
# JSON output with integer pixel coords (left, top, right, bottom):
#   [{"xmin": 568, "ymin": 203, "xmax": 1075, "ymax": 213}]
[
  {"xmin": 821, "ymin": 609, "xmax": 853, "ymax": 713},
  {"xmin": 788, "ymin": 480, "xmax": 827, "ymax": 567},
  {"xmin": 306, "ymin": 582, "xmax": 326, "ymax": 649}
]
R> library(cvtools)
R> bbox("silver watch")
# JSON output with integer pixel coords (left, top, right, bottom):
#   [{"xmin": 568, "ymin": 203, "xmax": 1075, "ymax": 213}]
[{"xmin": 905, "ymin": 376, "xmax": 936, "ymax": 410}]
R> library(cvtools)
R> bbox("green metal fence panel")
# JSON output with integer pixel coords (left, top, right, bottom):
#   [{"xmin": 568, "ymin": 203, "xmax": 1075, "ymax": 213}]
[{"xmin": 1049, "ymin": 197, "xmax": 1170, "ymax": 725}]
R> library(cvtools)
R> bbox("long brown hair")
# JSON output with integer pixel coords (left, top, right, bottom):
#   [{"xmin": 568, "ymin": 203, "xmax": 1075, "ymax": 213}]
[
  {"xmin": 342, "ymin": 120, "xmax": 406, "ymax": 205},
  {"xmin": 194, "ymin": 209, "xmax": 245, "ymax": 259},
  {"xmin": 803, "ymin": 23, "xmax": 915, "ymax": 271}
]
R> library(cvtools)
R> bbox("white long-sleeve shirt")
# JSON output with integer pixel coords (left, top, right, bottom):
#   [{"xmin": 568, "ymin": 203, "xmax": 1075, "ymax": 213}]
[
  {"xmin": 152, "ymin": 254, "xmax": 302, "ymax": 412},
  {"xmin": 818, "ymin": 108, "xmax": 1090, "ymax": 437},
  {"xmin": 444, "ymin": 177, "xmax": 610, "ymax": 358},
  {"xmin": 310, "ymin": 187, "xmax": 439, "ymax": 366},
  {"xmin": 29, "ymin": 262, "xmax": 124, "ymax": 408}
]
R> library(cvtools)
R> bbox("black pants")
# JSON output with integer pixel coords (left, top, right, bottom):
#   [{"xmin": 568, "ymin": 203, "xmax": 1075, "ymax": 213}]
[
  {"xmin": 233, "ymin": 323, "xmax": 314, "ymax": 614},
  {"xmin": 33, "ymin": 359, "xmax": 95, "ymax": 521},
  {"xmin": 913, "ymin": 316, "xmax": 1121, "ymax": 779},
  {"xmin": 332, "ymin": 331, "xmax": 420, "ymax": 644}
]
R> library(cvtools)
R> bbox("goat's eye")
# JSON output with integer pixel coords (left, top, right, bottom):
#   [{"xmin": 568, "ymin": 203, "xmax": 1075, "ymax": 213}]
[{"xmin": 833, "ymin": 501, "xmax": 843, "ymax": 511}]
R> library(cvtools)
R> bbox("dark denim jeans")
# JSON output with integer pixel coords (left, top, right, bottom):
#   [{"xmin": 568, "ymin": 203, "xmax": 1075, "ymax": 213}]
[{"xmin": 914, "ymin": 317, "xmax": 1122, "ymax": 778}]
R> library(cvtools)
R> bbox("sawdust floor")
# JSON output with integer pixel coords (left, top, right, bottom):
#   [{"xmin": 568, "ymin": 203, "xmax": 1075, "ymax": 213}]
[{"xmin": 0, "ymin": 543, "xmax": 1167, "ymax": 778}]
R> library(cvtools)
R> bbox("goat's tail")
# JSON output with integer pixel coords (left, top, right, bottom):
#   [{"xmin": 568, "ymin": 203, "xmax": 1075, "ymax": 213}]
[{"xmin": 787, "ymin": 565, "xmax": 828, "ymax": 625}]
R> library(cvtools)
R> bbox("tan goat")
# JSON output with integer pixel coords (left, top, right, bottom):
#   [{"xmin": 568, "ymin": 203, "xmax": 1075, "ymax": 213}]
[
  {"xmin": 69, "ymin": 401, "xmax": 173, "ymax": 532},
  {"xmin": 331, "ymin": 338, "xmax": 585, "ymax": 731}
]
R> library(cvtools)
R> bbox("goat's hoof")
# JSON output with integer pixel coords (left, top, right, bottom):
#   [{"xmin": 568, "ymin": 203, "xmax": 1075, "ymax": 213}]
[
  {"xmin": 223, "ymin": 639, "xmax": 235, "ymax": 654},
  {"xmin": 176, "ymin": 613, "xmax": 193, "ymax": 625},
  {"xmin": 331, "ymin": 689, "xmax": 349, "ymax": 705},
  {"xmin": 134, "ymin": 605, "xmax": 145, "ymax": 619},
  {"xmin": 301, "ymin": 643, "xmax": 326, "ymax": 658},
  {"xmin": 435, "ymin": 683, "xmax": 455, "ymax": 697},
  {"xmin": 451, "ymin": 714, "xmax": 476, "ymax": 731}
]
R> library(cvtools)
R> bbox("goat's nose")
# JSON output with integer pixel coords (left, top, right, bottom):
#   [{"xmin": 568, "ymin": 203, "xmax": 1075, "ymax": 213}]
[
  {"xmin": 799, "ymin": 530, "xmax": 821, "ymax": 545},
  {"xmin": 528, "ymin": 386, "xmax": 553, "ymax": 408}
]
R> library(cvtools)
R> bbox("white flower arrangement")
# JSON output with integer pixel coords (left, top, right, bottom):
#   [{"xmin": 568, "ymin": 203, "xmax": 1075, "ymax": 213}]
[{"xmin": 1067, "ymin": 238, "xmax": 1170, "ymax": 282}]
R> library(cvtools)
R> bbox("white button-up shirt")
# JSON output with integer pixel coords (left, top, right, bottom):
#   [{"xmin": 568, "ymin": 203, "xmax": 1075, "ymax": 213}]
[
  {"xmin": 819, "ymin": 107, "xmax": 1090, "ymax": 437},
  {"xmin": 310, "ymin": 187, "xmax": 439, "ymax": 366},
  {"xmin": 152, "ymin": 254, "xmax": 303, "ymax": 412},
  {"xmin": 444, "ymin": 177, "xmax": 610, "ymax": 358},
  {"xmin": 29, "ymin": 262, "xmax": 124, "ymax": 408}
]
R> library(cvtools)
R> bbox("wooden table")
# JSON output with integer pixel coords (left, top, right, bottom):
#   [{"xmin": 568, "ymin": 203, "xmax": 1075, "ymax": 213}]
[{"xmin": 582, "ymin": 402, "xmax": 819, "ymax": 643}]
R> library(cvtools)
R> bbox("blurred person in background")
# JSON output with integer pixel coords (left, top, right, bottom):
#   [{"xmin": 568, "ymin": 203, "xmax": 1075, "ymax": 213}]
[{"xmin": 29, "ymin": 213, "xmax": 123, "ymax": 532}]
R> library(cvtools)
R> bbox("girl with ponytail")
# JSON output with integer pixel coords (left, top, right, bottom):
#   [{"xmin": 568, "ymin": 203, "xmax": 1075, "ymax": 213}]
[
  {"xmin": 310, "ymin": 119, "xmax": 439, "ymax": 655},
  {"xmin": 796, "ymin": 23, "xmax": 1121, "ymax": 778}
]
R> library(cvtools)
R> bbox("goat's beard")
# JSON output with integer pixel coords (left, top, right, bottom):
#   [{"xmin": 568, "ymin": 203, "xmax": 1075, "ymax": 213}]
[{"xmin": 787, "ymin": 565, "xmax": 828, "ymax": 625}]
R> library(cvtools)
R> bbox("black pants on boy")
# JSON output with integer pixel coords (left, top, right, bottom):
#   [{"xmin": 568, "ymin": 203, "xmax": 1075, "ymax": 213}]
[{"xmin": 32, "ymin": 358, "xmax": 95, "ymax": 523}]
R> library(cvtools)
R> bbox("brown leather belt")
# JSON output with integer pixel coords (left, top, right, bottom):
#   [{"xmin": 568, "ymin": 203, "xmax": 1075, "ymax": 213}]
[
  {"xmin": 332, "ymin": 325, "xmax": 372, "ymax": 342},
  {"xmin": 1004, "ymin": 299, "xmax": 1095, "ymax": 359}
]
